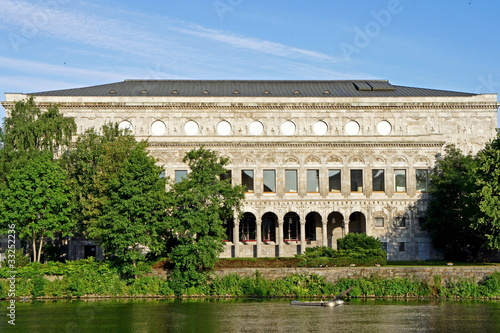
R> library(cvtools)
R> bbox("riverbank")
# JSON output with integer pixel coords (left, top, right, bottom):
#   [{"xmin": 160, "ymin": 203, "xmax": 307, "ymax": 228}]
[{"xmin": 1, "ymin": 259, "xmax": 500, "ymax": 299}]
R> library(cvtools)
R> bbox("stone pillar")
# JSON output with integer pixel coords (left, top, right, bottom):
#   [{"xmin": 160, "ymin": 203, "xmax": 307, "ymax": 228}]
[
  {"xmin": 322, "ymin": 219, "xmax": 328, "ymax": 247},
  {"xmin": 343, "ymin": 218, "xmax": 349, "ymax": 237},
  {"xmin": 256, "ymin": 217, "xmax": 262, "ymax": 258},
  {"xmin": 278, "ymin": 218, "xmax": 284, "ymax": 257},
  {"xmin": 233, "ymin": 220, "xmax": 240, "ymax": 258},
  {"xmin": 299, "ymin": 215, "xmax": 306, "ymax": 254}
]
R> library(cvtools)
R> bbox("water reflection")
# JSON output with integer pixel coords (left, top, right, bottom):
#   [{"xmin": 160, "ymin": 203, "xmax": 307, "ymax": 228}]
[{"xmin": 2, "ymin": 298, "xmax": 500, "ymax": 333}]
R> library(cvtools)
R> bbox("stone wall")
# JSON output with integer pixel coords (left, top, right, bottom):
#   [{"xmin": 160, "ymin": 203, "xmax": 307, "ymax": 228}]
[
  {"xmin": 212, "ymin": 267, "xmax": 500, "ymax": 284},
  {"xmin": 150, "ymin": 266, "xmax": 500, "ymax": 284}
]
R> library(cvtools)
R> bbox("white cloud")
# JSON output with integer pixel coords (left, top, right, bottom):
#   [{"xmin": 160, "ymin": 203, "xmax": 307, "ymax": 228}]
[
  {"xmin": 172, "ymin": 23, "xmax": 337, "ymax": 62},
  {"xmin": 0, "ymin": 56, "xmax": 127, "ymax": 82}
]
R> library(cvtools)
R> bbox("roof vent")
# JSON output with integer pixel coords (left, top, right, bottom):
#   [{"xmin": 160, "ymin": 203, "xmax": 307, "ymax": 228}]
[
  {"xmin": 263, "ymin": 90, "xmax": 270, "ymax": 95},
  {"xmin": 294, "ymin": 90, "xmax": 300, "ymax": 95},
  {"xmin": 140, "ymin": 90, "xmax": 148, "ymax": 95},
  {"xmin": 233, "ymin": 90, "xmax": 240, "ymax": 95},
  {"xmin": 171, "ymin": 90, "xmax": 179, "ymax": 95},
  {"xmin": 109, "ymin": 90, "xmax": 117, "ymax": 95},
  {"xmin": 324, "ymin": 90, "xmax": 331, "ymax": 95},
  {"xmin": 203, "ymin": 90, "xmax": 209, "ymax": 95},
  {"xmin": 353, "ymin": 82, "xmax": 372, "ymax": 91},
  {"xmin": 353, "ymin": 81, "xmax": 396, "ymax": 91}
]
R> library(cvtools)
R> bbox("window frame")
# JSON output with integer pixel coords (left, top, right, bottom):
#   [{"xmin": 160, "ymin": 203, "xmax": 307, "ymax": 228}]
[
  {"xmin": 328, "ymin": 169, "xmax": 341, "ymax": 193},
  {"xmin": 372, "ymin": 169, "xmax": 385, "ymax": 192},
  {"xmin": 242, "ymin": 170, "xmax": 255, "ymax": 193},
  {"xmin": 416, "ymin": 169, "xmax": 429, "ymax": 192},
  {"xmin": 285, "ymin": 169, "xmax": 298, "ymax": 193},
  {"xmin": 174, "ymin": 170, "xmax": 188, "ymax": 183},
  {"xmin": 306, "ymin": 169, "xmax": 320, "ymax": 193},
  {"xmin": 350, "ymin": 169, "xmax": 363, "ymax": 192},
  {"xmin": 394, "ymin": 169, "xmax": 407, "ymax": 192},
  {"xmin": 263, "ymin": 169, "xmax": 276, "ymax": 193}
]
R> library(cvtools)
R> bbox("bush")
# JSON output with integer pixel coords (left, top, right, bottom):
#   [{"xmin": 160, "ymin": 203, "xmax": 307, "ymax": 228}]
[
  {"xmin": 337, "ymin": 233, "xmax": 383, "ymax": 251},
  {"xmin": 297, "ymin": 244, "xmax": 386, "ymax": 267}
]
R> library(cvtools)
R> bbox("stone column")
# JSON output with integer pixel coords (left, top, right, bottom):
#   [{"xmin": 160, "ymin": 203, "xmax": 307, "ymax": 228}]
[
  {"xmin": 322, "ymin": 219, "xmax": 328, "ymax": 247},
  {"xmin": 299, "ymin": 215, "xmax": 306, "ymax": 254},
  {"xmin": 233, "ymin": 219, "xmax": 240, "ymax": 258},
  {"xmin": 278, "ymin": 218, "xmax": 284, "ymax": 257},
  {"xmin": 343, "ymin": 217, "xmax": 349, "ymax": 237},
  {"xmin": 256, "ymin": 217, "xmax": 262, "ymax": 258}
]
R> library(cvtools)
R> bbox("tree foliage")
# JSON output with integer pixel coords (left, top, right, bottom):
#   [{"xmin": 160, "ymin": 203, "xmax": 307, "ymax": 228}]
[
  {"xmin": 0, "ymin": 97, "xmax": 75, "ymax": 173},
  {"xmin": 64, "ymin": 123, "xmax": 138, "ymax": 230},
  {"xmin": 0, "ymin": 97, "xmax": 76, "ymax": 262},
  {"xmin": 474, "ymin": 134, "xmax": 500, "ymax": 250},
  {"xmin": 0, "ymin": 152, "xmax": 74, "ymax": 262},
  {"xmin": 422, "ymin": 145, "xmax": 482, "ymax": 260},
  {"xmin": 65, "ymin": 124, "xmax": 168, "ymax": 274},
  {"xmin": 166, "ymin": 147, "xmax": 245, "ymax": 293}
]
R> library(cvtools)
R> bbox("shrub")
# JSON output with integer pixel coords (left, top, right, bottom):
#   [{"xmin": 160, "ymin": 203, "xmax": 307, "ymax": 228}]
[
  {"xmin": 337, "ymin": 233, "xmax": 383, "ymax": 251},
  {"xmin": 31, "ymin": 275, "xmax": 46, "ymax": 297}
]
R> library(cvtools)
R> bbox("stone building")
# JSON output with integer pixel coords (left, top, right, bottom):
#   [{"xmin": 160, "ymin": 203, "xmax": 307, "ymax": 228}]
[{"xmin": 3, "ymin": 80, "xmax": 498, "ymax": 260}]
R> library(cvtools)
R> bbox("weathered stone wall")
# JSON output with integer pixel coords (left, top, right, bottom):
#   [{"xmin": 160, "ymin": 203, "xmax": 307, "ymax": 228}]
[
  {"xmin": 149, "ymin": 266, "xmax": 500, "ymax": 284},
  {"xmin": 211, "ymin": 267, "xmax": 500, "ymax": 284}
]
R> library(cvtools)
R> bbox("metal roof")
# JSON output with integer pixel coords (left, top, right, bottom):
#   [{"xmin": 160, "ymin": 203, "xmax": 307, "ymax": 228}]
[{"xmin": 30, "ymin": 80, "xmax": 477, "ymax": 98}]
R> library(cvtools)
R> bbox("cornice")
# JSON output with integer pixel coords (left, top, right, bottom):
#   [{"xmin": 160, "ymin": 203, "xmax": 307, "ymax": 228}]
[
  {"xmin": 2, "ymin": 101, "xmax": 498, "ymax": 111},
  {"xmin": 147, "ymin": 141, "xmax": 445, "ymax": 149}
]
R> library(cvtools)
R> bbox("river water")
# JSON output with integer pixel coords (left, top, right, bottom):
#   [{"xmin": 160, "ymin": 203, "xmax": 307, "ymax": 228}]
[{"xmin": 2, "ymin": 298, "xmax": 500, "ymax": 333}]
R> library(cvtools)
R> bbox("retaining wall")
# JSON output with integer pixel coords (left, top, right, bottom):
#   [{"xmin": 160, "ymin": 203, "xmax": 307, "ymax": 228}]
[{"xmin": 151, "ymin": 266, "xmax": 500, "ymax": 284}]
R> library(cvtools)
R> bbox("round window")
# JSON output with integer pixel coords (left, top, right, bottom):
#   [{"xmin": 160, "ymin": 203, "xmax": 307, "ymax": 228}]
[
  {"xmin": 216, "ymin": 121, "xmax": 232, "ymax": 136},
  {"xmin": 313, "ymin": 121, "xmax": 328, "ymax": 135},
  {"xmin": 184, "ymin": 120, "xmax": 199, "ymax": 135},
  {"xmin": 118, "ymin": 120, "xmax": 133, "ymax": 133},
  {"xmin": 280, "ymin": 121, "xmax": 296, "ymax": 135},
  {"xmin": 345, "ymin": 120, "xmax": 360, "ymax": 135},
  {"xmin": 377, "ymin": 120, "xmax": 392, "ymax": 135},
  {"xmin": 151, "ymin": 120, "xmax": 166, "ymax": 136},
  {"xmin": 248, "ymin": 121, "xmax": 264, "ymax": 135}
]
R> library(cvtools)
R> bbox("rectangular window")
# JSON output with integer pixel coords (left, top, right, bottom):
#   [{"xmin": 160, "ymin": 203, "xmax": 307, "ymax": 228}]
[
  {"xmin": 350, "ymin": 169, "xmax": 363, "ymax": 192},
  {"xmin": 394, "ymin": 169, "xmax": 407, "ymax": 192},
  {"xmin": 285, "ymin": 170, "xmax": 298, "ymax": 193},
  {"xmin": 328, "ymin": 169, "xmax": 341, "ymax": 192},
  {"xmin": 175, "ymin": 170, "xmax": 188, "ymax": 183},
  {"xmin": 372, "ymin": 169, "xmax": 385, "ymax": 192},
  {"xmin": 381, "ymin": 242, "xmax": 388, "ymax": 253},
  {"xmin": 307, "ymin": 170, "xmax": 320, "ymax": 192},
  {"xmin": 416, "ymin": 169, "xmax": 429, "ymax": 192},
  {"xmin": 263, "ymin": 170, "xmax": 276, "ymax": 193},
  {"xmin": 399, "ymin": 215, "xmax": 407, "ymax": 227},
  {"xmin": 375, "ymin": 217, "xmax": 384, "ymax": 227},
  {"xmin": 399, "ymin": 242, "xmax": 405, "ymax": 252},
  {"xmin": 242, "ymin": 170, "xmax": 254, "ymax": 193}
]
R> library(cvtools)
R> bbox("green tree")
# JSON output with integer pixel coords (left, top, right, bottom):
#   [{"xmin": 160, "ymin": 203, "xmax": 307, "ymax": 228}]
[
  {"xmin": 64, "ymin": 123, "xmax": 138, "ymax": 231},
  {"xmin": 86, "ymin": 142, "xmax": 168, "ymax": 275},
  {"xmin": 0, "ymin": 96, "xmax": 76, "ymax": 177},
  {"xmin": 166, "ymin": 147, "xmax": 245, "ymax": 293},
  {"xmin": 474, "ymin": 134, "xmax": 500, "ymax": 250},
  {"xmin": 65, "ymin": 123, "xmax": 169, "ymax": 274},
  {"xmin": 422, "ymin": 145, "xmax": 482, "ymax": 260},
  {"xmin": 0, "ymin": 152, "xmax": 74, "ymax": 262}
]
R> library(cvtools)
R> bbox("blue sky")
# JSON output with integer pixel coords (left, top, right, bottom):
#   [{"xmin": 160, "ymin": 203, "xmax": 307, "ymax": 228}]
[{"xmin": 0, "ymin": 0, "xmax": 499, "ymax": 124}]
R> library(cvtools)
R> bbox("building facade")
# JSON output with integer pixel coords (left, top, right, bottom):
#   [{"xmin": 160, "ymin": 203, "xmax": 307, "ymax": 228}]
[{"xmin": 3, "ymin": 80, "xmax": 498, "ymax": 260}]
